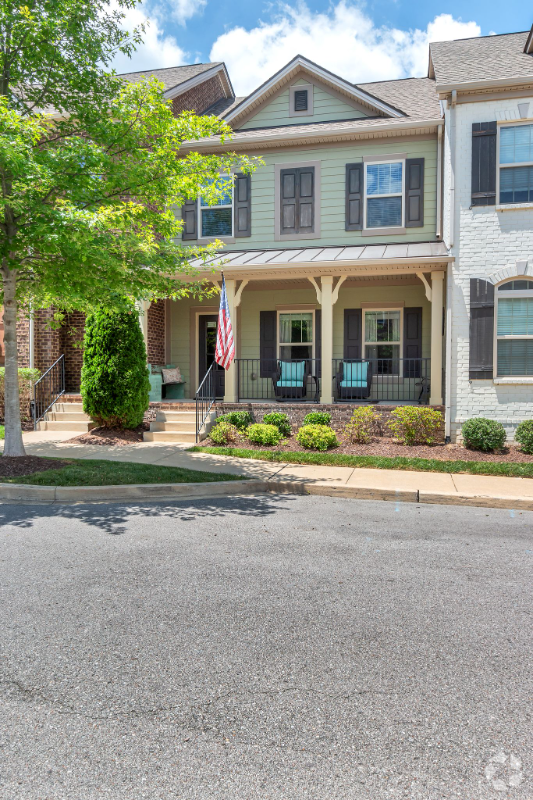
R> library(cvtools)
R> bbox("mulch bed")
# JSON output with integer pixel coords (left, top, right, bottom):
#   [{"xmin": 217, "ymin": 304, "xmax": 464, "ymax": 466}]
[
  {"xmin": 68, "ymin": 425, "xmax": 148, "ymax": 446},
  {"xmin": 200, "ymin": 435, "xmax": 533, "ymax": 463},
  {"xmin": 0, "ymin": 456, "xmax": 72, "ymax": 478}
]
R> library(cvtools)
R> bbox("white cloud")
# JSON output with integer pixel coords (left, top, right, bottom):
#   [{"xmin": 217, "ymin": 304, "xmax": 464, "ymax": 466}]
[
  {"xmin": 209, "ymin": 3, "xmax": 481, "ymax": 95},
  {"xmin": 171, "ymin": 0, "xmax": 207, "ymax": 25},
  {"xmin": 110, "ymin": 3, "xmax": 188, "ymax": 73}
]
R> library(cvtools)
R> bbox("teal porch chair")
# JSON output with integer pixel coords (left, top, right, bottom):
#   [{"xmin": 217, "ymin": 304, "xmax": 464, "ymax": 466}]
[
  {"xmin": 335, "ymin": 360, "xmax": 372, "ymax": 400},
  {"xmin": 273, "ymin": 360, "xmax": 310, "ymax": 401}
]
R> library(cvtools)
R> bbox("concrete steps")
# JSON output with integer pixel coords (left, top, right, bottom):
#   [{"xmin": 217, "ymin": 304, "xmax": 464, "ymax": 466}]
[
  {"xmin": 143, "ymin": 409, "xmax": 214, "ymax": 444},
  {"xmin": 36, "ymin": 401, "xmax": 93, "ymax": 433}
]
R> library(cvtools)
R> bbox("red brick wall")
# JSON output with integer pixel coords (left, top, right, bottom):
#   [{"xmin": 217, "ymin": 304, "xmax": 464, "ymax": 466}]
[
  {"xmin": 147, "ymin": 300, "xmax": 166, "ymax": 365},
  {"xmin": 16, "ymin": 314, "xmax": 30, "ymax": 368},
  {"xmin": 172, "ymin": 75, "xmax": 227, "ymax": 116},
  {"xmin": 60, "ymin": 311, "xmax": 85, "ymax": 392},
  {"xmin": 34, "ymin": 308, "xmax": 62, "ymax": 374}
]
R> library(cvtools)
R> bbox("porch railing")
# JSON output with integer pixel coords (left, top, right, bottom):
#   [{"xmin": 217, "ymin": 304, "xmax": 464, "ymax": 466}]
[
  {"xmin": 33, "ymin": 354, "xmax": 65, "ymax": 429},
  {"xmin": 332, "ymin": 358, "xmax": 431, "ymax": 404},
  {"xmin": 236, "ymin": 358, "xmax": 321, "ymax": 402},
  {"xmin": 195, "ymin": 361, "xmax": 216, "ymax": 442}
]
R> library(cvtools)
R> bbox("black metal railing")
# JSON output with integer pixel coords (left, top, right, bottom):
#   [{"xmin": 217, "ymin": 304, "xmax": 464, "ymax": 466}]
[
  {"xmin": 332, "ymin": 358, "xmax": 431, "ymax": 403},
  {"xmin": 33, "ymin": 354, "xmax": 66, "ymax": 429},
  {"xmin": 236, "ymin": 358, "xmax": 321, "ymax": 402},
  {"xmin": 195, "ymin": 362, "xmax": 216, "ymax": 442}
]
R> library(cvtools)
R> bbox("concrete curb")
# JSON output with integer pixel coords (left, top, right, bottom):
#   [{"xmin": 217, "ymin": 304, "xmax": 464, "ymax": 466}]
[{"xmin": 0, "ymin": 478, "xmax": 532, "ymax": 510}]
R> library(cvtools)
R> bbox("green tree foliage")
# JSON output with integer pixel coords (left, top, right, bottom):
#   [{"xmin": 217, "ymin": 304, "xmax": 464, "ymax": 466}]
[
  {"xmin": 0, "ymin": 0, "xmax": 257, "ymax": 454},
  {"xmin": 81, "ymin": 305, "xmax": 150, "ymax": 429}
]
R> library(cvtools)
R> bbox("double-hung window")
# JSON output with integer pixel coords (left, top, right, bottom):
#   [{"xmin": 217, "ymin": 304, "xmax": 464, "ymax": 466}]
[
  {"xmin": 496, "ymin": 280, "xmax": 533, "ymax": 376},
  {"xmin": 364, "ymin": 161, "xmax": 404, "ymax": 229},
  {"xmin": 499, "ymin": 124, "xmax": 533, "ymax": 205},
  {"xmin": 364, "ymin": 309, "xmax": 401, "ymax": 374},
  {"xmin": 279, "ymin": 312, "xmax": 313, "ymax": 360},
  {"xmin": 199, "ymin": 175, "xmax": 233, "ymax": 238}
]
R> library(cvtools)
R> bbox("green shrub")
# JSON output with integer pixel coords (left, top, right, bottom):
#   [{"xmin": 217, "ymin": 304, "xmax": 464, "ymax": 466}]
[
  {"xmin": 343, "ymin": 406, "xmax": 381, "ymax": 444},
  {"xmin": 388, "ymin": 406, "xmax": 443, "ymax": 446},
  {"xmin": 262, "ymin": 412, "xmax": 291, "ymax": 437},
  {"xmin": 515, "ymin": 420, "xmax": 533, "ymax": 454},
  {"xmin": 246, "ymin": 423, "xmax": 282, "ymax": 446},
  {"xmin": 215, "ymin": 411, "xmax": 253, "ymax": 431},
  {"xmin": 462, "ymin": 417, "xmax": 506, "ymax": 452},
  {"xmin": 210, "ymin": 421, "xmax": 240, "ymax": 445},
  {"xmin": 81, "ymin": 304, "xmax": 150, "ymax": 429},
  {"xmin": 296, "ymin": 424, "xmax": 338, "ymax": 451},
  {"xmin": 0, "ymin": 367, "xmax": 40, "ymax": 421},
  {"xmin": 302, "ymin": 411, "xmax": 331, "ymax": 427}
]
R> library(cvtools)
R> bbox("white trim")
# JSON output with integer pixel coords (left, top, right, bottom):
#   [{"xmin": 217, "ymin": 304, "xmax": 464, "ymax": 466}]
[
  {"xmin": 496, "ymin": 120, "xmax": 533, "ymax": 207},
  {"xmin": 289, "ymin": 84, "xmax": 314, "ymax": 118},
  {"xmin": 277, "ymin": 309, "xmax": 315, "ymax": 360},
  {"xmin": 224, "ymin": 55, "xmax": 403, "ymax": 123},
  {"xmin": 162, "ymin": 64, "xmax": 233, "ymax": 102},
  {"xmin": 363, "ymin": 159, "xmax": 405, "ymax": 232},
  {"xmin": 436, "ymin": 75, "xmax": 533, "ymax": 94}
]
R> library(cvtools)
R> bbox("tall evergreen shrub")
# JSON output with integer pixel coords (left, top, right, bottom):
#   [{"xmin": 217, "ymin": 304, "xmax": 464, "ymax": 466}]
[{"xmin": 81, "ymin": 305, "xmax": 150, "ymax": 428}]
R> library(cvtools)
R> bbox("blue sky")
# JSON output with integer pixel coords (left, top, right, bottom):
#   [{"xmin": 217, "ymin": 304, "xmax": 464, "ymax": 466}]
[{"xmin": 111, "ymin": 0, "xmax": 532, "ymax": 95}]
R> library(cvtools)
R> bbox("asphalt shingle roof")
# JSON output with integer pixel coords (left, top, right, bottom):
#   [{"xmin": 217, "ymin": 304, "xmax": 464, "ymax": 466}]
[
  {"xmin": 356, "ymin": 77, "xmax": 440, "ymax": 119},
  {"xmin": 118, "ymin": 62, "xmax": 222, "ymax": 93},
  {"xmin": 205, "ymin": 96, "xmax": 247, "ymax": 117},
  {"xmin": 429, "ymin": 31, "xmax": 533, "ymax": 87}
]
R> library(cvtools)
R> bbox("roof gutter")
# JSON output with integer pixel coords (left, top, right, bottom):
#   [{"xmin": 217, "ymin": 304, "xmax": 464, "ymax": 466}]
[
  {"xmin": 181, "ymin": 117, "xmax": 444, "ymax": 152},
  {"xmin": 436, "ymin": 75, "xmax": 533, "ymax": 94}
]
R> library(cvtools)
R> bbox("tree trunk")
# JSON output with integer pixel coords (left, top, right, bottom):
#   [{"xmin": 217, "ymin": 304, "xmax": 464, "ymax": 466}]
[{"xmin": 2, "ymin": 267, "xmax": 25, "ymax": 456}]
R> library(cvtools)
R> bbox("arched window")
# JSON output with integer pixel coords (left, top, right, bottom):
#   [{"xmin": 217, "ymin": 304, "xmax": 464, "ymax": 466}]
[{"xmin": 496, "ymin": 279, "xmax": 533, "ymax": 376}]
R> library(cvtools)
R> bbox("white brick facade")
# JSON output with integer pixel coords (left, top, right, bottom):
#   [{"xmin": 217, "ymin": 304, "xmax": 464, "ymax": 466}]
[{"xmin": 443, "ymin": 95, "xmax": 533, "ymax": 440}]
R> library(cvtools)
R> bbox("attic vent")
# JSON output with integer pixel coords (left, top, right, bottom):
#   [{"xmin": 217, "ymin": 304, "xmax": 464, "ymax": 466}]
[{"xmin": 294, "ymin": 90, "xmax": 308, "ymax": 112}]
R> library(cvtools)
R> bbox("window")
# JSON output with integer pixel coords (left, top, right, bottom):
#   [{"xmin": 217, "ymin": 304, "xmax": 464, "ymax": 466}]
[
  {"xmin": 499, "ymin": 124, "xmax": 533, "ymax": 205},
  {"xmin": 496, "ymin": 280, "xmax": 533, "ymax": 376},
  {"xmin": 365, "ymin": 161, "xmax": 404, "ymax": 229},
  {"xmin": 279, "ymin": 312, "xmax": 313, "ymax": 360},
  {"xmin": 364, "ymin": 309, "xmax": 401, "ymax": 373},
  {"xmin": 199, "ymin": 175, "xmax": 233, "ymax": 238}
]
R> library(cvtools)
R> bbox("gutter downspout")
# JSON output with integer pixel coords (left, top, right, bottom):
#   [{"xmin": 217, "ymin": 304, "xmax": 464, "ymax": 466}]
[
  {"xmin": 444, "ymin": 90, "xmax": 456, "ymax": 443},
  {"xmin": 29, "ymin": 307, "xmax": 35, "ymax": 370},
  {"xmin": 436, "ymin": 125, "xmax": 443, "ymax": 239}
]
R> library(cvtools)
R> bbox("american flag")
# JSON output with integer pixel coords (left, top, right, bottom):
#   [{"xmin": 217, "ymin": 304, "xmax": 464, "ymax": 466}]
[{"xmin": 215, "ymin": 275, "xmax": 235, "ymax": 370}]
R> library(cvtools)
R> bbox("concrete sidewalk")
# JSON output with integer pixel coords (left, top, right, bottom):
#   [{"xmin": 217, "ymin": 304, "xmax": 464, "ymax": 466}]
[{"xmin": 2, "ymin": 431, "xmax": 533, "ymax": 509}]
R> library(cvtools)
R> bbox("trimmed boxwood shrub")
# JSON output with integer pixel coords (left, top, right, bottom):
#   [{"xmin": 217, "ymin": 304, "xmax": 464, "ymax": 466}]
[
  {"xmin": 263, "ymin": 412, "xmax": 291, "ymax": 437},
  {"xmin": 302, "ymin": 411, "xmax": 332, "ymax": 427},
  {"xmin": 514, "ymin": 420, "xmax": 533, "ymax": 454},
  {"xmin": 296, "ymin": 424, "xmax": 338, "ymax": 451},
  {"xmin": 246, "ymin": 423, "xmax": 282, "ymax": 446},
  {"xmin": 215, "ymin": 411, "xmax": 253, "ymax": 431},
  {"xmin": 81, "ymin": 305, "xmax": 150, "ymax": 429},
  {"xmin": 462, "ymin": 417, "xmax": 506, "ymax": 452},
  {"xmin": 388, "ymin": 406, "xmax": 443, "ymax": 446},
  {"xmin": 343, "ymin": 406, "xmax": 381, "ymax": 444},
  {"xmin": 210, "ymin": 421, "xmax": 239, "ymax": 445}
]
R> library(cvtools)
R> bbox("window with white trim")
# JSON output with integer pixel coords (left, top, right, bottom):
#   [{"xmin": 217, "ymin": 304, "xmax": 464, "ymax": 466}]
[
  {"xmin": 499, "ymin": 124, "xmax": 533, "ymax": 205},
  {"xmin": 496, "ymin": 280, "xmax": 533, "ymax": 376},
  {"xmin": 364, "ymin": 309, "xmax": 401, "ymax": 373},
  {"xmin": 279, "ymin": 312, "xmax": 313, "ymax": 360},
  {"xmin": 364, "ymin": 161, "xmax": 404, "ymax": 229},
  {"xmin": 199, "ymin": 175, "xmax": 233, "ymax": 237}
]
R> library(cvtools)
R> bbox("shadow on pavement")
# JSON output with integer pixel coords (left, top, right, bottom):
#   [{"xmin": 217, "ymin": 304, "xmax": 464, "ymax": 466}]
[{"xmin": 0, "ymin": 494, "xmax": 296, "ymax": 535}]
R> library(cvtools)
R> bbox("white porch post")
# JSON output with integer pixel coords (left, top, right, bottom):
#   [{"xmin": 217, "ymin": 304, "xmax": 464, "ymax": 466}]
[
  {"xmin": 223, "ymin": 278, "xmax": 237, "ymax": 402},
  {"xmin": 137, "ymin": 300, "xmax": 151, "ymax": 360},
  {"xmin": 320, "ymin": 276, "xmax": 334, "ymax": 404},
  {"xmin": 430, "ymin": 271, "xmax": 445, "ymax": 406}
]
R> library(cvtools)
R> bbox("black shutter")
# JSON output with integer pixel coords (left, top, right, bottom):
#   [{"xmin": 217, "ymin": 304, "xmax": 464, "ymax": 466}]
[
  {"xmin": 404, "ymin": 307, "xmax": 422, "ymax": 378},
  {"xmin": 181, "ymin": 198, "xmax": 197, "ymax": 240},
  {"xmin": 315, "ymin": 308, "xmax": 321, "ymax": 377},
  {"xmin": 280, "ymin": 167, "xmax": 315, "ymax": 235},
  {"xmin": 469, "ymin": 279, "xmax": 494, "ymax": 379},
  {"xmin": 472, "ymin": 122, "xmax": 497, "ymax": 206},
  {"xmin": 344, "ymin": 309, "xmax": 362, "ymax": 359},
  {"xmin": 405, "ymin": 158, "xmax": 424, "ymax": 227},
  {"xmin": 294, "ymin": 90, "xmax": 308, "ymax": 111},
  {"xmin": 260, "ymin": 310, "xmax": 277, "ymax": 378},
  {"xmin": 345, "ymin": 163, "xmax": 363, "ymax": 230},
  {"xmin": 234, "ymin": 173, "xmax": 251, "ymax": 237}
]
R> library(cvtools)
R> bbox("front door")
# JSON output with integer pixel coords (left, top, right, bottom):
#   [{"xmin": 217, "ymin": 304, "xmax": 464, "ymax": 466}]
[{"xmin": 199, "ymin": 315, "xmax": 225, "ymax": 398}]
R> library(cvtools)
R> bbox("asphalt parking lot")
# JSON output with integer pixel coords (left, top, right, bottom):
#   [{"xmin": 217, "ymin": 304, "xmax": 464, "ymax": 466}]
[{"xmin": 1, "ymin": 495, "xmax": 531, "ymax": 799}]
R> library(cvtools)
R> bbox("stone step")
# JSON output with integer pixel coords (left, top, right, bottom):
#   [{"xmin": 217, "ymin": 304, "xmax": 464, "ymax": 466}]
[
  {"xmin": 150, "ymin": 421, "xmax": 196, "ymax": 433},
  {"xmin": 37, "ymin": 420, "xmax": 92, "ymax": 432},
  {"xmin": 143, "ymin": 430, "xmax": 200, "ymax": 443},
  {"xmin": 155, "ymin": 411, "xmax": 196, "ymax": 422},
  {"xmin": 53, "ymin": 402, "xmax": 84, "ymax": 413},
  {"xmin": 47, "ymin": 412, "xmax": 90, "ymax": 422}
]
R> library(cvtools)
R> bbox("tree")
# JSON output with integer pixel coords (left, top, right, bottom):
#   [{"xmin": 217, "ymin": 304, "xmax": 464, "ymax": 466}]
[
  {"xmin": 0, "ymin": 0, "xmax": 256, "ymax": 455},
  {"xmin": 81, "ymin": 304, "xmax": 150, "ymax": 429}
]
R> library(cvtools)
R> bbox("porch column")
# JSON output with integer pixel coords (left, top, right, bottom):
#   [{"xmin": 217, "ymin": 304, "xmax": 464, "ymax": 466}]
[
  {"xmin": 137, "ymin": 300, "xmax": 151, "ymax": 360},
  {"xmin": 320, "ymin": 276, "xmax": 334, "ymax": 404},
  {"xmin": 223, "ymin": 278, "xmax": 237, "ymax": 403},
  {"xmin": 429, "ymin": 271, "xmax": 445, "ymax": 406}
]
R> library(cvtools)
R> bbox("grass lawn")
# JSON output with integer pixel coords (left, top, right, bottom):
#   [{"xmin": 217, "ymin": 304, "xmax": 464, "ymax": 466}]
[
  {"xmin": 0, "ymin": 426, "xmax": 4, "ymax": 439},
  {"xmin": 190, "ymin": 446, "xmax": 533, "ymax": 479},
  {"xmin": 0, "ymin": 458, "xmax": 246, "ymax": 487}
]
